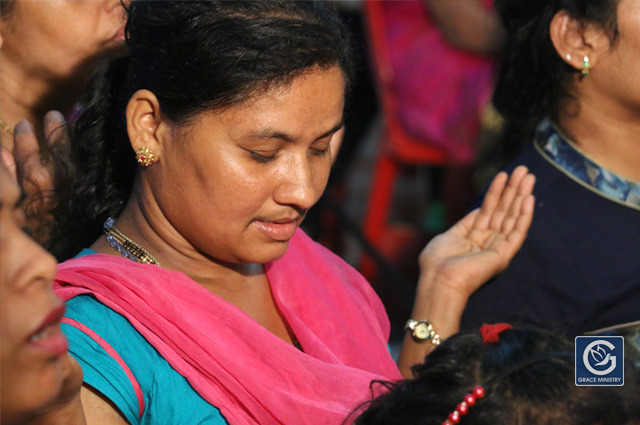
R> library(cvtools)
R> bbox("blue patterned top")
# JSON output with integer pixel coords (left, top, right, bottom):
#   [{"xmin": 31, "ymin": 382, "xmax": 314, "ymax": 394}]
[{"xmin": 534, "ymin": 118, "xmax": 640, "ymax": 210}]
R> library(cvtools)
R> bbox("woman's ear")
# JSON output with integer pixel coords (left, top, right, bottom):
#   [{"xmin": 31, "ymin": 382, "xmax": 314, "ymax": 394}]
[
  {"xmin": 550, "ymin": 10, "xmax": 611, "ymax": 71},
  {"xmin": 126, "ymin": 89, "xmax": 172, "ymax": 164}
]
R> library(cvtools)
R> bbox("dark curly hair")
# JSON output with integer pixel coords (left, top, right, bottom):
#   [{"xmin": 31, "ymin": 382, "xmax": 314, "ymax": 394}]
[
  {"xmin": 354, "ymin": 327, "xmax": 640, "ymax": 425},
  {"xmin": 492, "ymin": 0, "xmax": 618, "ymax": 157},
  {"xmin": 49, "ymin": 0, "xmax": 354, "ymax": 261}
]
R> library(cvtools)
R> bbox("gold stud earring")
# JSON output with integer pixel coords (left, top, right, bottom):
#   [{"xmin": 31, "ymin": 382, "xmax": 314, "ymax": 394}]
[
  {"xmin": 582, "ymin": 55, "xmax": 590, "ymax": 77},
  {"xmin": 135, "ymin": 147, "xmax": 157, "ymax": 166}
]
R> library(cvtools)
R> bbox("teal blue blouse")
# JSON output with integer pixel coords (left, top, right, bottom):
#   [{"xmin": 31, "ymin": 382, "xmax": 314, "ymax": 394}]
[{"xmin": 62, "ymin": 250, "xmax": 228, "ymax": 424}]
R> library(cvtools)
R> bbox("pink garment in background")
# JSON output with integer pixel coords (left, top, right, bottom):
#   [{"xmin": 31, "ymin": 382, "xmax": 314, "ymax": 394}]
[
  {"xmin": 54, "ymin": 229, "xmax": 402, "ymax": 425},
  {"xmin": 384, "ymin": 0, "xmax": 494, "ymax": 164}
]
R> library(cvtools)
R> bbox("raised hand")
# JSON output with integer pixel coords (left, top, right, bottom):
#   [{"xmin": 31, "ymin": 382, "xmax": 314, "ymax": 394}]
[
  {"xmin": 11, "ymin": 111, "xmax": 71, "ymax": 245},
  {"xmin": 419, "ymin": 165, "xmax": 535, "ymax": 298},
  {"xmin": 398, "ymin": 166, "xmax": 535, "ymax": 377}
]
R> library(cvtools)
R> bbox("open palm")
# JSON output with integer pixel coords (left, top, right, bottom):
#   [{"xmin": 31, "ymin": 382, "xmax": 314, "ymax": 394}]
[{"xmin": 419, "ymin": 166, "xmax": 535, "ymax": 298}]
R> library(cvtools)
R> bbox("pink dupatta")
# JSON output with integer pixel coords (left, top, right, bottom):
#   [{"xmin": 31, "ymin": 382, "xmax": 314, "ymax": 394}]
[{"xmin": 54, "ymin": 230, "xmax": 402, "ymax": 425}]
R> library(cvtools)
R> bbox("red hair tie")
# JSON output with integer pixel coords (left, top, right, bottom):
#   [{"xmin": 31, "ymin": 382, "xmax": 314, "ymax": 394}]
[{"xmin": 480, "ymin": 323, "xmax": 512, "ymax": 344}]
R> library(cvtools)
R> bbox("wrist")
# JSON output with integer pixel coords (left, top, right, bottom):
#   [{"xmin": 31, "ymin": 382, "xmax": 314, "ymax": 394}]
[{"xmin": 412, "ymin": 273, "xmax": 468, "ymax": 340}]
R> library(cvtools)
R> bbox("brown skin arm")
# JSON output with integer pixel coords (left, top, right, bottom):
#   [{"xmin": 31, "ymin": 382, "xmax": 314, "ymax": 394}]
[
  {"xmin": 397, "ymin": 166, "xmax": 535, "ymax": 378},
  {"xmin": 423, "ymin": 0, "xmax": 504, "ymax": 55}
]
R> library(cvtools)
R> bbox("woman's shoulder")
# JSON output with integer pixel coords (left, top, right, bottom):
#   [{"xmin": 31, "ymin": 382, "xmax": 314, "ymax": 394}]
[{"xmin": 63, "ymin": 295, "xmax": 228, "ymax": 425}]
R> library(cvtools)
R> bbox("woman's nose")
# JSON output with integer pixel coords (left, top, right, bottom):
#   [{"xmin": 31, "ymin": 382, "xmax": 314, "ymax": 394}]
[{"xmin": 272, "ymin": 157, "xmax": 318, "ymax": 211}]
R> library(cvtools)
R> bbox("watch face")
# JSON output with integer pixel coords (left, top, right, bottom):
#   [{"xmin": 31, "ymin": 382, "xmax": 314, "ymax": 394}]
[{"xmin": 414, "ymin": 322, "xmax": 431, "ymax": 340}]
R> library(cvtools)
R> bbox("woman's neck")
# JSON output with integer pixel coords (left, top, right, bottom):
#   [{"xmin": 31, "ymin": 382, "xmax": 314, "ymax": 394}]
[
  {"xmin": 0, "ymin": 53, "xmax": 82, "ymax": 150},
  {"xmin": 556, "ymin": 94, "xmax": 640, "ymax": 183},
  {"xmin": 89, "ymin": 177, "xmax": 298, "ymax": 346},
  {"xmin": 90, "ymin": 181, "xmax": 263, "ymax": 289}
]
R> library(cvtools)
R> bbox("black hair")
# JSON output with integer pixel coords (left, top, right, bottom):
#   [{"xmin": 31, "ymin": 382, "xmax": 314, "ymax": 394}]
[
  {"xmin": 0, "ymin": 0, "xmax": 14, "ymax": 15},
  {"xmin": 354, "ymin": 327, "xmax": 640, "ymax": 425},
  {"xmin": 49, "ymin": 0, "xmax": 354, "ymax": 261},
  {"xmin": 492, "ymin": 0, "xmax": 618, "ymax": 157}
]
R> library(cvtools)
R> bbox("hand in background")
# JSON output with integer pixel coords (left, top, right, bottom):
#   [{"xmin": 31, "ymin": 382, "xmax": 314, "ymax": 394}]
[
  {"xmin": 6, "ymin": 112, "xmax": 71, "ymax": 246},
  {"xmin": 419, "ymin": 165, "xmax": 535, "ymax": 298},
  {"xmin": 398, "ymin": 166, "xmax": 535, "ymax": 377}
]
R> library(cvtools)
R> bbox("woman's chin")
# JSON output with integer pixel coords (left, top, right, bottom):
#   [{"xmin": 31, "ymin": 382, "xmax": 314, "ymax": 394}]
[
  {"xmin": 0, "ymin": 366, "xmax": 65, "ymax": 425},
  {"xmin": 235, "ymin": 240, "xmax": 292, "ymax": 265}
]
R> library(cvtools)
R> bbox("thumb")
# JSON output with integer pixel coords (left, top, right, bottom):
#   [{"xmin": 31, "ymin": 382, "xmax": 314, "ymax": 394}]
[{"xmin": 1, "ymin": 146, "xmax": 17, "ymax": 180}]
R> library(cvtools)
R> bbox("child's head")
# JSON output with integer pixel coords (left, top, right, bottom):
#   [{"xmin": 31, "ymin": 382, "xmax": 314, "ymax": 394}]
[{"xmin": 356, "ymin": 326, "xmax": 640, "ymax": 425}]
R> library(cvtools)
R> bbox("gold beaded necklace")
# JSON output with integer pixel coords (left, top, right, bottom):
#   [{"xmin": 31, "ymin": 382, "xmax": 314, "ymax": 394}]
[{"xmin": 103, "ymin": 217, "xmax": 161, "ymax": 266}]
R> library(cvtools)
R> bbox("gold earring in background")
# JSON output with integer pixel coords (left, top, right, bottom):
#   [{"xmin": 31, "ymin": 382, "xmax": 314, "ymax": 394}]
[{"xmin": 135, "ymin": 147, "xmax": 157, "ymax": 166}]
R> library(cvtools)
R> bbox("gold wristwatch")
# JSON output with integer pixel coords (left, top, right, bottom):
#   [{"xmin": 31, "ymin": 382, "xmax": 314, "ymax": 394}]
[{"xmin": 404, "ymin": 319, "xmax": 441, "ymax": 346}]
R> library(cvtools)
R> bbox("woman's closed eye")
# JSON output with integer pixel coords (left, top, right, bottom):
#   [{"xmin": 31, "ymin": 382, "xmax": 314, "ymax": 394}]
[
  {"xmin": 248, "ymin": 150, "xmax": 278, "ymax": 164},
  {"xmin": 310, "ymin": 141, "xmax": 330, "ymax": 157}
]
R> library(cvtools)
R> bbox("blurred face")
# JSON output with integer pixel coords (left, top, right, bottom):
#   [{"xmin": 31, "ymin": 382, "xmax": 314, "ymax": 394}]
[
  {"xmin": 0, "ymin": 0, "xmax": 126, "ymax": 83},
  {"xmin": 151, "ymin": 66, "xmax": 345, "ymax": 264},
  {"xmin": 0, "ymin": 165, "xmax": 66, "ymax": 424},
  {"xmin": 587, "ymin": 0, "xmax": 640, "ymax": 115}
]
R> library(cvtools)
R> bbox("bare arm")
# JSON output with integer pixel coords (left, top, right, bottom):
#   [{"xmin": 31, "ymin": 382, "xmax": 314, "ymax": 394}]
[
  {"xmin": 397, "ymin": 166, "xmax": 535, "ymax": 378},
  {"xmin": 423, "ymin": 0, "xmax": 504, "ymax": 55}
]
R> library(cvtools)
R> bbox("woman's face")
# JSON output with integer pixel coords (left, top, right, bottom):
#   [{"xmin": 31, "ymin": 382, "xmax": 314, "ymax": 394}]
[
  {"xmin": 151, "ymin": 66, "xmax": 345, "ymax": 265},
  {"xmin": 588, "ymin": 0, "xmax": 640, "ymax": 114},
  {"xmin": 0, "ymin": 0, "xmax": 126, "ymax": 83},
  {"xmin": 0, "ymin": 165, "xmax": 66, "ymax": 424}
]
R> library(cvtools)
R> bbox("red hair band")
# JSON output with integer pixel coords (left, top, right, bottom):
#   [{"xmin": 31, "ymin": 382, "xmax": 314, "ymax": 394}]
[{"xmin": 480, "ymin": 323, "xmax": 513, "ymax": 344}]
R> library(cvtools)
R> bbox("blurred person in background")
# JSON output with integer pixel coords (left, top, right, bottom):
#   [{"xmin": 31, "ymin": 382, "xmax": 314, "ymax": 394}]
[
  {"xmin": 0, "ymin": 162, "xmax": 84, "ymax": 425},
  {"xmin": 0, "ymin": 0, "xmax": 126, "ymax": 148},
  {"xmin": 0, "ymin": 0, "xmax": 126, "ymax": 244},
  {"xmin": 382, "ymin": 0, "xmax": 503, "ymax": 225},
  {"xmin": 462, "ymin": 0, "xmax": 640, "ymax": 350}
]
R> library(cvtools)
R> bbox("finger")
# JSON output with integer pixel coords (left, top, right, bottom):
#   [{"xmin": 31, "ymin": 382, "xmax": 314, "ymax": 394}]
[
  {"xmin": 501, "ymin": 173, "xmax": 536, "ymax": 234},
  {"xmin": 503, "ymin": 194, "xmax": 535, "ymax": 255},
  {"xmin": 13, "ymin": 121, "xmax": 53, "ymax": 193},
  {"xmin": 473, "ymin": 171, "xmax": 508, "ymax": 230},
  {"xmin": 511, "ymin": 193, "xmax": 535, "ymax": 235},
  {"xmin": 44, "ymin": 110, "xmax": 70, "ymax": 156},
  {"xmin": 1, "ymin": 146, "xmax": 17, "ymax": 180},
  {"xmin": 12, "ymin": 120, "xmax": 40, "ymax": 179},
  {"xmin": 489, "ymin": 166, "xmax": 529, "ymax": 231}
]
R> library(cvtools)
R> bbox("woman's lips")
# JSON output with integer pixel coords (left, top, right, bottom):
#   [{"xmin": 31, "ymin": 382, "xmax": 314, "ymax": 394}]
[
  {"xmin": 28, "ymin": 304, "xmax": 68, "ymax": 356},
  {"xmin": 253, "ymin": 218, "xmax": 299, "ymax": 242}
]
